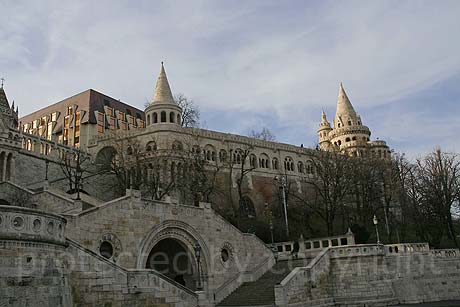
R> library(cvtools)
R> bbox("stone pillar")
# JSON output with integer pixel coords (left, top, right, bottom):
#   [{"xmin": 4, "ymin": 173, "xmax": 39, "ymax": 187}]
[
  {"xmin": 1, "ymin": 153, "xmax": 6, "ymax": 182},
  {"xmin": 9, "ymin": 156, "xmax": 15, "ymax": 182}
]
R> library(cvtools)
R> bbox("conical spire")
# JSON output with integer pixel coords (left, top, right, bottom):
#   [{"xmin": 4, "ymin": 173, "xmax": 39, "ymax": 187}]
[
  {"xmin": 151, "ymin": 62, "xmax": 175, "ymax": 105},
  {"xmin": 334, "ymin": 82, "xmax": 360, "ymax": 129},
  {"xmin": 336, "ymin": 83, "xmax": 357, "ymax": 117},
  {"xmin": 0, "ymin": 86, "xmax": 11, "ymax": 114},
  {"xmin": 319, "ymin": 110, "xmax": 331, "ymax": 129}
]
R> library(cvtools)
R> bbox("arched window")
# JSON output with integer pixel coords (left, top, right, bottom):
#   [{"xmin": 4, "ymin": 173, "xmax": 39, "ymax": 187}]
[
  {"xmin": 177, "ymin": 114, "xmax": 181, "ymax": 125},
  {"xmin": 352, "ymin": 136, "xmax": 356, "ymax": 141},
  {"xmin": 232, "ymin": 149, "xmax": 242, "ymax": 164},
  {"xmin": 284, "ymin": 157, "xmax": 294, "ymax": 172},
  {"xmin": 153, "ymin": 112, "xmax": 158, "ymax": 123},
  {"xmin": 127, "ymin": 146, "xmax": 133, "ymax": 155},
  {"xmin": 337, "ymin": 140, "xmax": 342, "ymax": 146},
  {"xmin": 259, "ymin": 153, "xmax": 270, "ymax": 169},
  {"xmin": 338, "ymin": 123, "xmax": 341, "ymax": 128},
  {"xmin": 240, "ymin": 196, "xmax": 256, "ymax": 218},
  {"xmin": 204, "ymin": 145, "xmax": 216, "ymax": 161},
  {"xmin": 170, "ymin": 112, "xmax": 175, "ymax": 123},
  {"xmin": 219, "ymin": 149, "xmax": 227, "ymax": 163},
  {"xmin": 147, "ymin": 114, "xmax": 151, "ymax": 126},
  {"xmin": 298, "ymin": 161, "xmax": 304, "ymax": 173},
  {"xmin": 346, "ymin": 137, "xmax": 350, "ymax": 142},
  {"xmin": 146, "ymin": 141, "xmax": 157, "ymax": 152},
  {"xmin": 272, "ymin": 158, "xmax": 279, "ymax": 170},
  {"xmin": 348, "ymin": 120, "xmax": 352, "ymax": 126},
  {"xmin": 161, "ymin": 111, "xmax": 167, "ymax": 123}
]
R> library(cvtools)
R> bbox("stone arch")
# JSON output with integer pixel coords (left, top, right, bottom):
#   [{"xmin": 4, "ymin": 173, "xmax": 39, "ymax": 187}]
[
  {"xmin": 169, "ymin": 111, "xmax": 175, "ymax": 123},
  {"xmin": 161, "ymin": 111, "xmax": 167, "ymax": 123},
  {"xmin": 95, "ymin": 146, "xmax": 117, "ymax": 171},
  {"xmin": 146, "ymin": 114, "xmax": 151, "ymax": 126},
  {"xmin": 137, "ymin": 220, "xmax": 210, "ymax": 283},
  {"xmin": 204, "ymin": 144, "xmax": 216, "ymax": 161},
  {"xmin": 153, "ymin": 112, "xmax": 158, "ymax": 123}
]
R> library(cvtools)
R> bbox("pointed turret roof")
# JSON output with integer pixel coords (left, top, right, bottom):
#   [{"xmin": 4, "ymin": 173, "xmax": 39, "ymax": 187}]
[
  {"xmin": 151, "ymin": 62, "xmax": 175, "ymax": 105},
  {"xmin": 335, "ymin": 82, "xmax": 357, "ymax": 118},
  {"xmin": 319, "ymin": 110, "xmax": 331, "ymax": 130},
  {"xmin": 0, "ymin": 86, "xmax": 12, "ymax": 115}
]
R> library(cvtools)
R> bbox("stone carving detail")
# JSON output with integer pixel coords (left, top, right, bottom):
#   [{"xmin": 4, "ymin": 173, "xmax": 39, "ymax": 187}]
[
  {"xmin": 100, "ymin": 233, "xmax": 122, "ymax": 261},
  {"xmin": 220, "ymin": 241, "xmax": 234, "ymax": 268},
  {"xmin": 32, "ymin": 219, "xmax": 41, "ymax": 232},
  {"xmin": 12, "ymin": 216, "xmax": 24, "ymax": 230}
]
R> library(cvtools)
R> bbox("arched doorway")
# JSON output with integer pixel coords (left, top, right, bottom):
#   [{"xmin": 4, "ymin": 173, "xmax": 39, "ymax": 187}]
[
  {"xmin": 146, "ymin": 238, "xmax": 195, "ymax": 289},
  {"xmin": 138, "ymin": 220, "xmax": 210, "ymax": 291}
]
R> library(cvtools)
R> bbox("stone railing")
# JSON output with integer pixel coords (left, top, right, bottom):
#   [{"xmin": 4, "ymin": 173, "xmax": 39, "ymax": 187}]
[
  {"xmin": 384, "ymin": 243, "xmax": 430, "ymax": 255},
  {"xmin": 275, "ymin": 244, "xmax": 384, "ymax": 306},
  {"xmin": 269, "ymin": 231, "xmax": 355, "ymax": 260},
  {"xmin": 275, "ymin": 248, "xmax": 331, "ymax": 306},
  {"xmin": 0, "ymin": 205, "xmax": 67, "ymax": 246},
  {"xmin": 431, "ymin": 249, "xmax": 460, "ymax": 258}
]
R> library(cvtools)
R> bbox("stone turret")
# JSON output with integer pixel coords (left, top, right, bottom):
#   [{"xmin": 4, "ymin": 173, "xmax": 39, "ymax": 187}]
[
  {"xmin": 0, "ymin": 84, "xmax": 18, "ymax": 130},
  {"xmin": 328, "ymin": 83, "xmax": 371, "ymax": 156},
  {"xmin": 145, "ymin": 62, "xmax": 182, "ymax": 127},
  {"xmin": 318, "ymin": 111, "xmax": 332, "ymax": 150}
]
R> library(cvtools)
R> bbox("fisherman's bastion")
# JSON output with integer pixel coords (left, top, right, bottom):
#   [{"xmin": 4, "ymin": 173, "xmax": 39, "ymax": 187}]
[{"xmin": 1, "ymin": 64, "xmax": 460, "ymax": 307}]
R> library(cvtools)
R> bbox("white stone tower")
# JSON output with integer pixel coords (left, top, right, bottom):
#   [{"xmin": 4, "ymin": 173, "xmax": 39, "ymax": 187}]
[
  {"xmin": 145, "ymin": 62, "xmax": 182, "ymax": 127},
  {"xmin": 319, "ymin": 83, "xmax": 389, "ymax": 157},
  {"xmin": 317, "ymin": 111, "xmax": 332, "ymax": 151}
]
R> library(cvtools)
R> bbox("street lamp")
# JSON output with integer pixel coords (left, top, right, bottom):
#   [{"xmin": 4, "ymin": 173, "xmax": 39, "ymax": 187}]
[
  {"xmin": 194, "ymin": 241, "xmax": 203, "ymax": 290},
  {"xmin": 274, "ymin": 175, "xmax": 289, "ymax": 239},
  {"xmin": 373, "ymin": 215, "xmax": 381, "ymax": 244}
]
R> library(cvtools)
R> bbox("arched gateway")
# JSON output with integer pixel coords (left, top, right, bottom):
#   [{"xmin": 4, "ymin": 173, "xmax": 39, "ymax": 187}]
[{"xmin": 137, "ymin": 220, "xmax": 210, "ymax": 291}]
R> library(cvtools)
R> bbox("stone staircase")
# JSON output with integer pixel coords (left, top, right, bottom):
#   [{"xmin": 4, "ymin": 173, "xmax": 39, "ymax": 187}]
[{"xmin": 217, "ymin": 258, "xmax": 312, "ymax": 307}]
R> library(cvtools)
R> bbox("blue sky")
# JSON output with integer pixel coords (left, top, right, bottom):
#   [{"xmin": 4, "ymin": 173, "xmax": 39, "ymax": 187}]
[{"xmin": 1, "ymin": 0, "xmax": 459, "ymax": 158}]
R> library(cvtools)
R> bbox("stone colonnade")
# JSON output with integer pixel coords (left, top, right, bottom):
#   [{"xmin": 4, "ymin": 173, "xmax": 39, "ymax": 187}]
[{"xmin": 0, "ymin": 151, "xmax": 14, "ymax": 182}]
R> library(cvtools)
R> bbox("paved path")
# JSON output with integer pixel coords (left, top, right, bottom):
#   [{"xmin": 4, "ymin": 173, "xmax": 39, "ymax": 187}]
[{"xmin": 392, "ymin": 301, "xmax": 460, "ymax": 307}]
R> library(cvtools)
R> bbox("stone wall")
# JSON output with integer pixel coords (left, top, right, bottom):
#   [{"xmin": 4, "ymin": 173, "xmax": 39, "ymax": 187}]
[
  {"xmin": 275, "ymin": 243, "xmax": 460, "ymax": 307},
  {"xmin": 0, "ymin": 205, "xmax": 71, "ymax": 307},
  {"xmin": 0, "ymin": 205, "xmax": 201, "ymax": 307},
  {"xmin": 65, "ymin": 239, "xmax": 198, "ymax": 307},
  {"xmin": 62, "ymin": 190, "xmax": 274, "ymax": 304}
]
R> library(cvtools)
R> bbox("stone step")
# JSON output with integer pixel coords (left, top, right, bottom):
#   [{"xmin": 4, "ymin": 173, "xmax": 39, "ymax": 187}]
[{"xmin": 217, "ymin": 259, "xmax": 312, "ymax": 307}]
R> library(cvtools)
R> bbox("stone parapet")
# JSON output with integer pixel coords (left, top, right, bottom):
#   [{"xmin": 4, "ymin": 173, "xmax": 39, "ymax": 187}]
[{"xmin": 0, "ymin": 205, "xmax": 67, "ymax": 246}]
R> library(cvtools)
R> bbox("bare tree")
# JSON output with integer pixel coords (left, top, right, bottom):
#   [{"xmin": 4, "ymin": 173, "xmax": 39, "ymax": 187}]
[
  {"xmin": 249, "ymin": 127, "xmax": 276, "ymax": 142},
  {"xmin": 415, "ymin": 148, "xmax": 460, "ymax": 247},
  {"xmin": 175, "ymin": 94, "xmax": 200, "ymax": 128},
  {"xmin": 60, "ymin": 148, "xmax": 92, "ymax": 199}
]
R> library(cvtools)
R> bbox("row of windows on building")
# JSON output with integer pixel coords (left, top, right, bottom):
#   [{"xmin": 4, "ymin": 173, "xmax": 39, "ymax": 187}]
[
  {"xmin": 97, "ymin": 106, "xmax": 145, "ymax": 134},
  {"xmin": 146, "ymin": 111, "xmax": 180, "ymax": 126},
  {"xmin": 129, "ymin": 141, "xmax": 317, "ymax": 175},
  {"xmin": 333, "ymin": 136, "xmax": 370, "ymax": 147},
  {"xmin": 336, "ymin": 118, "xmax": 361, "ymax": 128}
]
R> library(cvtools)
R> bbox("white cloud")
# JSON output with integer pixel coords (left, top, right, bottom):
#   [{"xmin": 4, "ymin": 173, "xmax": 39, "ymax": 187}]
[{"xmin": 1, "ymin": 0, "xmax": 459, "ymax": 155}]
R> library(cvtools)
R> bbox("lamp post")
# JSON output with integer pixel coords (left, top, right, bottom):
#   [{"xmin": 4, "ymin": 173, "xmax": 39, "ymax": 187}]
[
  {"xmin": 45, "ymin": 159, "xmax": 49, "ymax": 181},
  {"xmin": 275, "ymin": 175, "xmax": 289, "ymax": 239},
  {"xmin": 194, "ymin": 241, "xmax": 203, "ymax": 291},
  {"xmin": 373, "ymin": 215, "xmax": 381, "ymax": 244}
]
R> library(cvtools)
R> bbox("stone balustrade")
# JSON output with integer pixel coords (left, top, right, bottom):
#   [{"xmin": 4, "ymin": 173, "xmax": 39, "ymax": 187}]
[
  {"xmin": 384, "ymin": 243, "xmax": 430, "ymax": 255},
  {"xmin": 268, "ymin": 231, "xmax": 355, "ymax": 260},
  {"xmin": 0, "ymin": 205, "xmax": 67, "ymax": 246}
]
